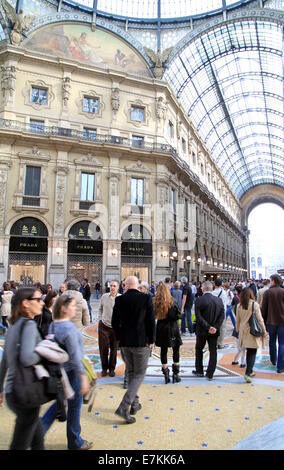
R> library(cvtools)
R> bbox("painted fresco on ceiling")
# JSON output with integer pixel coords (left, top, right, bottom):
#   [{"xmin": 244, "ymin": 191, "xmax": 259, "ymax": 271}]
[{"xmin": 24, "ymin": 23, "xmax": 151, "ymax": 77}]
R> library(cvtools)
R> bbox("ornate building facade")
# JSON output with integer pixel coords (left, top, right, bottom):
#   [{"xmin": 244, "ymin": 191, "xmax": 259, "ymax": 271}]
[{"xmin": 3, "ymin": 0, "xmax": 282, "ymax": 287}]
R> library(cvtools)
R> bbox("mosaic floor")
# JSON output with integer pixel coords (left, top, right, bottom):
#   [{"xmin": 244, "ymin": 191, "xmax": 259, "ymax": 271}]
[{"xmin": 0, "ymin": 300, "xmax": 283, "ymax": 450}]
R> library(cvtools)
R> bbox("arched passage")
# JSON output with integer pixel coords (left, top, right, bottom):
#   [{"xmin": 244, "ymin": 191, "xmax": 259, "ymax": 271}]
[{"xmin": 241, "ymin": 185, "xmax": 284, "ymax": 229}]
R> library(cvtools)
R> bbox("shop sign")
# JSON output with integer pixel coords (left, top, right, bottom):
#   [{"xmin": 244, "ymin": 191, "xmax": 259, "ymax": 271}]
[
  {"xmin": 121, "ymin": 242, "xmax": 152, "ymax": 257},
  {"xmin": 68, "ymin": 239, "xmax": 103, "ymax": 255},
  {"xmin": 9, "ymin": 237, "xmax": 48, "ymax": 253}
]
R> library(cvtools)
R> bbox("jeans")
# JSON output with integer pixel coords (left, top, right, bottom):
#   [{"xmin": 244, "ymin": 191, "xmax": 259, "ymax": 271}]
[
  {"xmin": 245, "ymin": 348, "xmax": 257, "ymax": 376},
  {"xmin": 120, "ymin": 347, "xmax": 150, "ymax": 408},
  {"xmin": 181, "ymin": 306, "xmax": 193, "ymax": 333},
  {"xmin": 87, "ymin": 299, "xmax": 92, "ymax": 322},
  {"xmin": 195, "ymin": 333, "xmax": 218, "ymax": 378},
  {"xmin": 96, "ymin": 290, "xmax": 100, "ymax": 299},
  {"xmin": 6, "ymin": 393, "xmax": 44, "ymax": 450},
  {"xmin": 267, "ymin": 324, "xmax": 284, "ymax": 371},
  {"xmin": 41, "ymin": 370, "xmax": 83, "ymax": 450},
  {"xmin": 226, "ymin": 305, "xmax": 236, "ymax": 328}
]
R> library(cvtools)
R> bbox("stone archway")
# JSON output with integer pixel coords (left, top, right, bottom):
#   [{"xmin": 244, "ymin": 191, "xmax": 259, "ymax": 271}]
[{"xmin": 241, "ymin": 184, "xmax": 284, "ymax": 228}]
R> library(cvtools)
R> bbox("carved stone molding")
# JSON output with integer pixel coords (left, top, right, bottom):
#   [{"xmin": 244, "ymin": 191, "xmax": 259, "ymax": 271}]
[
  {"xmin": 22, "ymin": 79, "xmax": 55, "ymax": 110},
  {"xmin": 125, "ymin": 159, "xmax": 151, "ymax": 175},
  {"xmin": 76, "ymin": 89, "xmax": 104, "ymax": 120}
]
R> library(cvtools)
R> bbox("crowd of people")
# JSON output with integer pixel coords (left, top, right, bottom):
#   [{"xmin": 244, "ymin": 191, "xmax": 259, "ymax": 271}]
[{"xmin": 0, "ymin": 273, "xmax": 283, "ymax": 449}]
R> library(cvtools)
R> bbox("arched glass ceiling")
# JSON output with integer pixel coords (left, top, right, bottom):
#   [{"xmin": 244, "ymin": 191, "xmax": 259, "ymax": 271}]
[
  {"xmin": 164, "ymin": 20, "xmax": 284, "ymax": 199},
  {"xmin": 66, "ymin": 0, "xmax": 254, "ymax": 20}
]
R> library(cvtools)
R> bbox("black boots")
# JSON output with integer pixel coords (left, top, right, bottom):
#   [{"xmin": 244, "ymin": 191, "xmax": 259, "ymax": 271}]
[
  {"xmin": 172, "ymin": 364, "xmax": 181, "ymax": 383},
  {"xmin": 115, "ymin": 404, "xmax": 136, "ymax": 424},
  {"xmin": 162, "ymin": 367, "xmax": 170, "ymax": 384}
]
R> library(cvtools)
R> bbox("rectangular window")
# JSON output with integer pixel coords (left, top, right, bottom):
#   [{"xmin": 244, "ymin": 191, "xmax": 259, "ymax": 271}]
[
  {"xmin": 83, "ymin": 128, "xmax": 97, "ymax": 140},
  {"xmin": 24, "ymin": 166, "xmax": 41, "ymax": 196},
  {"xmin": 168, "ymin": 121, "xmax": 174, "ymax": 139},
  {"xmin": 30, "ymin": 119, "xmax": 44, "ymax": 133},
  {"xmin": 130, "ymin": 106, "xmax": 145, "ymax": 122},
  {"xmin": 80, "ymin": 173, "xmax": 95, "ymax": 201},
  {"xmin": 31, "ymin": 87, "xmax": 48, "ymax": 105},
  {"xmin": 131, "ymin": 178, "xmax": 144, "ymax": 206},
  {"xmin": 132, "ymin": 135, "xmax": 144, "ymax": 148},
  {"xmin": 83, "ymin": 96, "xmax": 99, "ymax": 114}
]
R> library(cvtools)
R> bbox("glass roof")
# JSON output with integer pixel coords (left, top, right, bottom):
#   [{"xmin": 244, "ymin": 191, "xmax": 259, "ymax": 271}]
[
  {"xmin": 164, "ymin": 19, "xmax": 284, "ymax": 198},
  {"xmin": 67, "ymin": 0, "xmax": 254, "ymax": 20}
]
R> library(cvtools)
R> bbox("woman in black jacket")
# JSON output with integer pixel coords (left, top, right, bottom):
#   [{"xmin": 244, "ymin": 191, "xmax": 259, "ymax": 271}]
[
  {"xmin": 35, "ymin": 290, "xmax": 58, "ymax": 338},
  {"xmin": 154, "ymin": 283, "xmax": 182, "ymax": 384}
]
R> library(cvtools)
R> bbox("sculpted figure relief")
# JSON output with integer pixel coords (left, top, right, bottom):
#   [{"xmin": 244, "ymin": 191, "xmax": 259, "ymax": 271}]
[
  {"xmin": 1, "ymin": 0, "xmax": 35, "ymax": 45},
  {"xmin": 1, "ymin": 65, "xmax": 16, "ymax": 103},
  {"xmin": 144, "ymin": 47, "xmax": 173, "ymax": 79},
  {"xmin": 62, "ymin": 77, "xmax": 71, "ymax": 107}
]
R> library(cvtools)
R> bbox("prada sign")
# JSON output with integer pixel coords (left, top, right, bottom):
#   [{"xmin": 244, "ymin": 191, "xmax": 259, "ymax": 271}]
[
  {"xmin": 68, "ymin": 239, "xmax": 103, "ymax": 255},
  {"xmin": 121, "ymin": 242, "xmax": 152, "ymax": 257},
  {"xmin": 9, "ymin": 237, "xmax": 48, "ymax": 253}
]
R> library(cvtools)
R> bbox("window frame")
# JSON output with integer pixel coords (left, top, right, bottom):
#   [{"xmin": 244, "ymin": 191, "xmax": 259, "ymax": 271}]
[
  {"xmin": 30, "ymin": 86, "xmax": 48, "ymax": 106},
  {"xmin": 80, "ymin": 172, "xmax": 95, "ymax": 202}
]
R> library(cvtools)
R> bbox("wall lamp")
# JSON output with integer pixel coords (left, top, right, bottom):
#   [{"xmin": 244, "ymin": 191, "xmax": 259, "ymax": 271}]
[
  {"xmin": 172, "ymin": 252, "xmax": 178, "ymax": 258},
  {"xmin": 197, "ymin": 257, "xmax": 201, "ymax": 263},
  {"xmin": 161, "ymin": 251, "xmax": 168, "ymax": 258},
  {"xmin": 186, "ymin": 255, "xmax": 191, "ymax": 261},
  {"xmin": 111, "ymin": 248, "xmax": 118, "ymax": 257}
]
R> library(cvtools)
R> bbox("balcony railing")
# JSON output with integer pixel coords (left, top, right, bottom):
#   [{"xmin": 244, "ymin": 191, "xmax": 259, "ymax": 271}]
[
  {"xmin": 0, "ymin": 118, "xmax": 177, "ymax": 156},
  {"xmin": 22, "ymin": 196, "xmax": 40, "ymax": 206}
]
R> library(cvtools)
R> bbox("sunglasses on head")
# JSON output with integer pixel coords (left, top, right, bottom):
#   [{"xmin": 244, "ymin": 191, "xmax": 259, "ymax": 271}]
[{"xmin": 62, "ymin": 294, "xmax": 73, "ymax": 304}]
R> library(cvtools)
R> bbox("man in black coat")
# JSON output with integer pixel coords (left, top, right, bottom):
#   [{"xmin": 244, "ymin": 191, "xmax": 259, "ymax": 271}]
[
  {"xmin": 112, "ymin": 276, "xmax": 155, "ymax": 423},
  {"xmin": 192, "ymin": 280, "xmax": 224, "ymax": 380}
]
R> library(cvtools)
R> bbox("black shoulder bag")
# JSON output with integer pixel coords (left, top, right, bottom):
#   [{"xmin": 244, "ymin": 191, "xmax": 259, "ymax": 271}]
[
  {"xmin": 12, "ymin": 319, "xmax": 57, "ymax": 408},
  {"xmin": 249, "ymin": 302, "xmax": 264, "ymax": 338}
]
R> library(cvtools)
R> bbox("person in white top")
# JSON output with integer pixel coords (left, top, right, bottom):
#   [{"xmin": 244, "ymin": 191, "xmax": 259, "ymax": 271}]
[
  {"xmin": 212, "ymin": 278, "xmax": 227, "ymax": 348},
  {"xmin": 223, "ymin": 281, "xmax": 236, "ymax": 328},
  {"xmin": 98, "ymin": 280, "xmax": 121, "ymax": 377},
  {"xmin": 0, "ymin": 282, "xmax": 14, "ymax": 331}
]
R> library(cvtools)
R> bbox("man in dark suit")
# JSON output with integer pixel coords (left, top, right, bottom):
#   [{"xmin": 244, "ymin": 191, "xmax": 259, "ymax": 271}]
[
  {"xmin": 112, "ymin": 276, "xmax": 155, "ymax": 424},
  {"xmin": 192, "ymin": 280, "xmax": 224, "ymax": 380}
]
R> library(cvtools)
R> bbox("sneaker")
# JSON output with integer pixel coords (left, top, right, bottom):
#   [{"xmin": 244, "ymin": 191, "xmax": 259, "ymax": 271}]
[
  {"xmin": 206, "ymin": 376, "xmax": 213, "ymax": 381},
  {"xmin": 232, "ymin": 361, "xmax": 239, "ymax": 365},
  {"xmin": 192, "ymin": 370, "xmax": 204, "ymax": 377},
  {"xmin": 109, "ymin": 370, "xmax": 115, "ymax": 377},
  {"xmin": 277, "ymin": 368, "xmax": 284, "ymax": 374},
  {"xmin": 101, "ymin": 370, "xmax": 107, "ymax": 377},
  {"xmin": 130, "ymin": 403, "xmax": 142, "ymax": 415},
  {"xmin": 249, "ymin": 372, "xmax": 256, "ymax": 377},
  {"xmin": 217, "ymin": 345, "xmax": 226, "ymax": 350},
  {"xmin": 240, "ymin": 364, "xmax": 246, "ymax": 368},
  {"xmin": 244, "ymin": 375, "xmax": 252, "ymax": 383},
  {"xmin": 79, "ymin": 440, "xmax": 93, "ymax": 450}
]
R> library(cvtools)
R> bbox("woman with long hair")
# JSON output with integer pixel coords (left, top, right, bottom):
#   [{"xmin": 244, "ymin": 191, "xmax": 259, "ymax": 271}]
[
  {"xmin": 35, "ymin": 289, "xmax": 58, "ymax": 338},
  {"xmin": 0, "ymin": 282, "xmax": 14, "ymax": 331},
  {"xmin": 236, "ymin": 288, "xmax": 268, "ymax": 383},
  {"xmin": 41, "ymin": 294, "xmax": 92, "ymax": 450},
  {"xmin": 0, "ymin": 287, "xmax": 45, "ymax": 449},
  {"xmin": 154, "ymin": 283, "xmax": 182, "ymax": 383}
]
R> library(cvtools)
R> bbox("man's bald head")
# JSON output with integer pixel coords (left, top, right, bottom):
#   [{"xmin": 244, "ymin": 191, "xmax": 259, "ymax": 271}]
[{"xmin": 124, "ymin": 276, "xmax": 139, "ymax": 291}]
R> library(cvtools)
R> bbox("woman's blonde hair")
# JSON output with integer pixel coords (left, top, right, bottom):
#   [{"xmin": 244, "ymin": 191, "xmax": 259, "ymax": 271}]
[{"xmin": 154, "ymin": 283, "xmax": 173, "ymax": 320}]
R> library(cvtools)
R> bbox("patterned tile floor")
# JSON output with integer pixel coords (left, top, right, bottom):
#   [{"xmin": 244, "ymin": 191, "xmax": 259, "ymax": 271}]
[{"xmin": 0, "ymin": 299, "xmax": 283, "ymax": 450}]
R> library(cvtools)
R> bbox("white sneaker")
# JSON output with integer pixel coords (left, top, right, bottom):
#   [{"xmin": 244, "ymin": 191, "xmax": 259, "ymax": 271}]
[{"xmin": 244, "ymin": 374, "xmax": 252, "ymax": 383}]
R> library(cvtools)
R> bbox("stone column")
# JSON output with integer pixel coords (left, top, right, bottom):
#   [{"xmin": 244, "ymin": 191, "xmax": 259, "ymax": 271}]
[
  {"xmin": 48, "ymin": 159, "xmax": 69, "ymax": 288},
  {"xmin": 0, "ymin": 161, "xmax": 11, "ymax": 284},
  {"xmin": 104, "ymin": 172, "xmax": 121, "ymax": 280}
]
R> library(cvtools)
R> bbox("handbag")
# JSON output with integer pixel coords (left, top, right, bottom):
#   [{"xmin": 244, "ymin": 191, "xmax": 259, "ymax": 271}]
[
  {"xmin": 82, "ymin": 356, "xmax": 97, "ymax": 413},
  {"xmin": 12, "ymin": 319, "xmax": 57, "ymax": 408},
  {"xmin": 249, "ymin": 302, "xmax": 264, "ymax": 337}
]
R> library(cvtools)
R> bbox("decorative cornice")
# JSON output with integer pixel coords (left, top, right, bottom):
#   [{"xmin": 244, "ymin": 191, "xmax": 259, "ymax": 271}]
[{"xmin": 125, "ymin": 159, "xmax": 151, "ymax": 174}]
